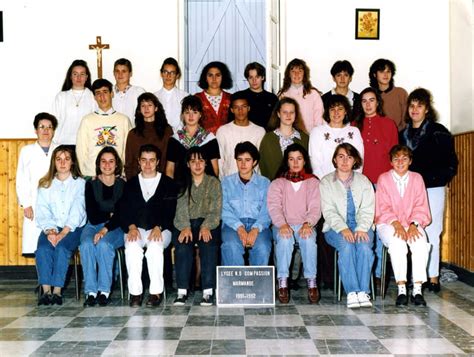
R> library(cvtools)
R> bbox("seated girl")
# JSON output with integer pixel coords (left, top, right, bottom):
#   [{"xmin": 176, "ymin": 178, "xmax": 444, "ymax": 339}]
[
  {"xmin": 221, "ymin": 142, "xmax": 272, "ymax": 266},
  {"xmin": 172, "ymin": 146, "xmax": 222, "ymax": 306},
  {"xmin": 320, "ymin": 143, "xmax": 375, "ymax": 308},
  {"xmin": 35, "ymin": 145, "xmax": 86, "ymax": 305},
  {"xmin": 80, "ymin": 147, "xmax": 125, "ymax": 307},
  {"xmin": 375, "ymin": 145, "xmax": 431, "ymax": 306},
  {"xmin": 267, "ymin": 143, "xmax": 321, "ymax": 304}
]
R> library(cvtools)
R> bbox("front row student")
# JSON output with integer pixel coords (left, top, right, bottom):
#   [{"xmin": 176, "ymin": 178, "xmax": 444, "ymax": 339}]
[
  {"xmin": 221, "ymin": 142, "xmax": 272, "ymax": 266},
  {"xmin": 36, "ymin": 145, "xmax": 86, "ymax": 305},
  {"xmin": 173, "ymin": 146, "xmax": 222, "ymax": 306},
  {"xmin": 375, "ymin": 145, "xmax": 431, "ymax": 306},
  {"xmin": 120, "ymin": 144, "xmax": 177, "ymax": 307},
  {"xmin": 268, "ymin": 144, "xmax": 321, "ymax": 304},
  {"xmin": 320, "ymin": 143, "xmax": 375, "ymax": 308},
  {"xmin": 80, "ymin": 147, "xmax": 125, "ymax": 307}
]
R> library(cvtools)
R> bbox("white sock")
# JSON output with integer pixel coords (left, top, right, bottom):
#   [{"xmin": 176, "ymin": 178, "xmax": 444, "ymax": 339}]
[
  {"xmin": 88, "ymin": 292, "xmax": 97, "ymax": 298},
  {"xmin": 102, "ymin": 292, "xmax": 110, "ymax": 298},
  {"xmin": 397, "ymin": 285, "xmax": 406, "ymax": 295},
  {"xmin": 203, "ymin": 288, "xmax": 213, "ymax": 296},
  {"xmin": 412, "ymin": 283, "xmax": 422, "ymax": 296},
  {"xmin": 178, "ymin": 289, "xmax": 187, "ymax": 296}
]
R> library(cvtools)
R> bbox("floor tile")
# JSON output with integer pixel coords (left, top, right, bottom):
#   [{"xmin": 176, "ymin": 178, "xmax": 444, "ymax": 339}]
[
  {"xmin": 0, "ymin": 307, "xmax": 34, "ymax": 318},
  {"xmin": 357, "ymin": 313, "xmax": 426, "ymax": 326},
  {"xmin": 0, "ymin": 341, "xmax": 45, "ymax": 355},
  {"xmin": 244, "ymin": 314, "xmax": 304, "ymax": 326},
  {"xmin": 30, "ymin": 340, "xmax": 110, "ymax": 356},
  {"xmin": 380, "ymin": 337, "xmax": 465, "ymax": 354},
  {"xmin": 114, "ymin": 326, "xmax": 182, "ymax": 340},
  {"xmin": 0, "ymin": 328, "xmax": 59, "ymax": 341},
  {"xmin": 48, "ymin": 327, "xmax": 122, "ymax": 341},
  {"xmin": 306, "ymin": 325, "xmax": 377, "ymax": 339},
  {"xmin": 175, "ymin": 339, "xmax": 212, "ymax": 355},
  {"xmin": 246, "ymin": 338, "xmax": 318, "ymax": 355},
  {"xmin": 5, "ymin": 316, "xmax": 74, "ymax": 328},
  {"xmin": 102, "ymin": 340, "xmax": 179, "ymax": 355},
  {"xmin": 125, "ymin": 315, "xmax": 188, "ymax": 327},
  {"xmin": 212, "ymin": 326, "xmax": 246, "ymax": 340},
  {"xmin": 369, "ymin": 325, "xmax": 441, "ymax": 339},
  {"xmin": 211, "ymin": 339, "xmax": 246, "ymax": 355}
]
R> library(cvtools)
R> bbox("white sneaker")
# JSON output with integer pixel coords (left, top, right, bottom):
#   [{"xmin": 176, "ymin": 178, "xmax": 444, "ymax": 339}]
[
  {"xmin": 357, "ymin": 292, "xmax": 373, "ymax": 307},
  {"xmin": 347, "ymin": 292, "xmax": 360, "ymax": 308}
]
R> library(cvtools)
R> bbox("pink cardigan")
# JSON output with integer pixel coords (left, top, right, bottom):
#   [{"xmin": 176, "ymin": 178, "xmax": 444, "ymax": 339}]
[
  {"xmin": 267, "ymin": 177, "xmax": 321, "ymax": 228},
  {"xmin": 280, "ymin": 87, "xmax": 323, "ymax": 132},
  {"xmin": 375, "ymin": 170, "xmax": 431, "ymax": 228}
]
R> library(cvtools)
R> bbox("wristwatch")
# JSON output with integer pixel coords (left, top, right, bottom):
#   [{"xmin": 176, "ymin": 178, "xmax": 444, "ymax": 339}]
[{"xmin": 410, "ymin": 222, "xmax": 419, "ymax": 228}]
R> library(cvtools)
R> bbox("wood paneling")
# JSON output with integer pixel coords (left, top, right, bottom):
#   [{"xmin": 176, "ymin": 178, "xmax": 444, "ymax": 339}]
[
  {"xmin": 0, "ymin": 139, "xmax": 35, "ymax": 265},
  {"xmin": 441, "ymin": 131, "xmax": 474, "ymax": 271}
]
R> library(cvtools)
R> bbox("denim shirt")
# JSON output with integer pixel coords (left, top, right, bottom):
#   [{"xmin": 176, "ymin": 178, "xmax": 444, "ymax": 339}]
[
  {"xmin": 36, "ymin": 175, "xmax": 87, "ymax": 232},
  {"xmin": 221, "ymin": 172, "xmax": 271, "ymax": 232}
]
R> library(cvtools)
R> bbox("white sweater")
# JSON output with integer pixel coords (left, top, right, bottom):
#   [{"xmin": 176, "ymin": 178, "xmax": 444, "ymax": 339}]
[
  {"xmin": 309, "ymin": 122, "xmax": 364, "ymax": 179},
  {"xmin": 216, "ymin": 121, "xmax": 265, "ymax": 178}
]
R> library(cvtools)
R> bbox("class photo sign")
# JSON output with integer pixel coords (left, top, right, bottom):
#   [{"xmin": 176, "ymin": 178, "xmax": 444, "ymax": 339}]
[{"xmin": 216, "ymin": 266, "xmax": 275, "ymax": 307}]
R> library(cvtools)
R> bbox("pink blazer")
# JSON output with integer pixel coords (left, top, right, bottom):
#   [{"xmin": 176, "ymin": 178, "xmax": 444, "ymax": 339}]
[{"xmin": 375, "ymin": 170, "xmax": 431, "ymax": 228}]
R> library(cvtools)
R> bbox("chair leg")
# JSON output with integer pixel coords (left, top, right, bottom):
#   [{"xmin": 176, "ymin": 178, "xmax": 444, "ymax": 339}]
[
  {"xmin": 117, "ymin": 248, "xmax": 125, "ymax": 300},
  {"xmin": 333, "ymin": 250, "xmax": 338, "ymax": 298},
  {"xmin": 381, "ymin": 246, "xmax": 388, "ymax": 299},
  {"xmin": 74, "ymin": 252, "xmax": 80, "ymax": 301},
  {"xmin": 371, "ymin": 274, "xmax": 376, "ymax": 301}
]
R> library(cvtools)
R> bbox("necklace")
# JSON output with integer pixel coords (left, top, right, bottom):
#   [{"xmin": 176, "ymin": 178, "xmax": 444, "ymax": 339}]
[{"xmin": 72, "ymin": 89, "xmax": 85, "ymax": 107}]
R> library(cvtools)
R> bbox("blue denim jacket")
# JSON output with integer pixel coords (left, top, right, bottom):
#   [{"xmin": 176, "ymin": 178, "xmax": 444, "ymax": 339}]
[
  {"xmin": 221, "ymin": 172, "xmax": 271, "ymax": 232},
  {"xmin": 36, "ymin": 176, "xmax": 87, "ymax": 232}
]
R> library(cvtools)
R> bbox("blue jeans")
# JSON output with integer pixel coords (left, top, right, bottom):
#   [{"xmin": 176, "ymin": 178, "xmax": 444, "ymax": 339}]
[
  {"xmin": 221, "ymin": 218, "xmax": 271, "ymax": 266},
  {"xmin": 273, "ymin": 224, "xmax": 317, "ymax": 279},
  {"xmin": 79, "ymin": 222, "xmax": 124, "ymax": 295},
  {"xmin": 172, "ymin": 218, "xmax": 220, "ymax": 291},
  {"xmin": 325, "ymin": 228, "xmax": 374, "ymax": 293},
  {"xmin": 36, "ymin": 226, "xmax": 83, "ymax": 288}
]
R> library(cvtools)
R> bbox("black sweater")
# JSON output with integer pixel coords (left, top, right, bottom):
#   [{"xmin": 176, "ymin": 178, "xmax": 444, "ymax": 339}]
[
  {"xmin": 119, "ymin": 174, "xmax": 177, "ymax": 232},
  {"xmin": 399, "ymin": 121, "xmax": 458, "ymax": 188}
]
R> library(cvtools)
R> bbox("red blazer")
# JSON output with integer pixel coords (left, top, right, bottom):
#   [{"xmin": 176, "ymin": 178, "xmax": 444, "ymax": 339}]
[
  {"xmin": 195, "ymin": 91, "xmax": 231, "ymax": 134},
  {"xmin": 375, "ymin": 170, "xmax": 431, "ymax": 228}
]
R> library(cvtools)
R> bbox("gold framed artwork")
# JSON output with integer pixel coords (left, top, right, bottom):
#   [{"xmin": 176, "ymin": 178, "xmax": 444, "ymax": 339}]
[{"xmin": 355, "ymin": 9, "xmax": 380, "ymax": 40}]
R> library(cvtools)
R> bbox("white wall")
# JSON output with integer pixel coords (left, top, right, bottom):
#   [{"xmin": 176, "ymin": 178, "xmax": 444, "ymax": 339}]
[
  {"xmin": 284, "ymin": 0, "xmax": 453, "ymax": 129},
  {"xmin": 449, "ymin": 0, "xmax": 473, "ymax": 134},
  {"xmin": 0, "ymin": 0, "xmax": 181, "ymax": 138}
]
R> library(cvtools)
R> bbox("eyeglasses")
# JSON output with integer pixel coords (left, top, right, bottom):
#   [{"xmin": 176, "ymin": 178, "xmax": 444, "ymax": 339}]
[
  {"xmin": 38, "ymin": 125, "xmax": 54, "ymax": 130},
  {"xmin": 161, "ymin": 70, "xmax": 177, "ymax": 76}
]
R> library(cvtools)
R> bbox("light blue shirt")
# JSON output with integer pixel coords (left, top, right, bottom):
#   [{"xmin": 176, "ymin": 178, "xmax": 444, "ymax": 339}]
[
  {"xmin": 36, "ymin": 175, "xmax": 86, "ymax": 232},
  {"xmin": 221, "ymin": 172, "xmax": 271, "ymax": 232}
]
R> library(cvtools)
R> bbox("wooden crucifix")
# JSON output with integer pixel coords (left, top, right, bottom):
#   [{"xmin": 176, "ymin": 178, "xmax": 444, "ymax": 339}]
[{"xmin": 89, "ymin": 36, "xmax": 110, "ymax": 79}]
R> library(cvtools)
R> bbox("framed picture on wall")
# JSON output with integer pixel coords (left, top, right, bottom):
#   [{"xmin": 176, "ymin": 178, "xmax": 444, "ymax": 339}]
[{"xmin": 355, "ymin": 9, "xmax": 380, "ymax": 40}]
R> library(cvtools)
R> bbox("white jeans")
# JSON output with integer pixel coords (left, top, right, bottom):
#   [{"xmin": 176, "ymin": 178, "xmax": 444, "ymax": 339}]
[
  {"xmin": 378, "ymin": 224, "xmax": 431, "ymax": 283},
  {"xmin": 425, "ymin": 186, "xmax": 446, "ymax": 278},
  {"xmin": 124, "ymin": 228, "xmax": 171, "ymax": 295}
]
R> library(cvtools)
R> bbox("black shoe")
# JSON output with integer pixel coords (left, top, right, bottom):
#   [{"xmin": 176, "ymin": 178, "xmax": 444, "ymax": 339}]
[
  {"xmin": 411, "ymin": 294, "xmax": 427, "ymax": 306},
  {"xmin": 38, "ymin": 293, "xmax": 52, "ymax": 306},
  {"xmin": 97, "ymin": 294, "xmax": 110, "ymax": 306},
  {"xmin": 428, "ymin": 282, "xmax": 441, "ymax": 293},
  {"xmin": 173, "ymin": 294, "xmax": 187, "ymax": 306},
  {"xmin": 146, "ymin": 294, "xmax": 163, "ymax": 307},
  {"xmin": 395, "ymin": 293, "xmax": 408, "ymax": 306},
  {"xmin": 129, "ymin": 294, "xmax": 142, "ymax": 307},
  {"xmin": 83, "ymin": 294, "xmax": 97, "ymax": 307},
  {"xmin": 51, "ymin": 294, "xmax": 63, "ymax": 306},
  {"xmin": 200, "ymin": 294, "xmax": 213, "ymax": 306}
]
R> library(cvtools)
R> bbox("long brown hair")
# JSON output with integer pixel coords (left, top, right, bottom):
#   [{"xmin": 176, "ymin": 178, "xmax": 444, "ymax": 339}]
[
  {"xmin": 277, "ymin": 58, "xmax": 317, "ymax": 98},
  {"xmin": 267, "ymin": 97, "xmax": 306, "ymax": 134},
  {"xmin": 39, "ymin": 145, "xmax": 82, "ymax": 188}
]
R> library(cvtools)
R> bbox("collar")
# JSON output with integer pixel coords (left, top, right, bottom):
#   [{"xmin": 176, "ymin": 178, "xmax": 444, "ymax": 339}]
[
  {"xmin": 331, "ymin": 88, "xmax": 354, "ymax": 99},
  {"xmin": 114, "ymin": 84, "xmax": 131, "ymax": 94},
  {"xmin": 391, "ymin": 170, "xmax": 409, "ymax": 182},
  {"xmin": 95, "ymin": 108, "xmax": 116, "ymax": 116}
]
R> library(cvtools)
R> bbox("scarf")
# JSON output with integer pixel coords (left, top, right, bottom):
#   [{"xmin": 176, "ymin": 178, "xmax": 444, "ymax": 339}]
[
  {"xmin": 274, "ymin": 128, "xmax": 301, "ymax": 154},
  {"xmin": 176, "ymin": 126, "xmax": 209, "ymax": 149},
  {"xmin": 402, "ymin": 120, "xmax": 429, "ymax": 151},
  {"xmin": 280, "ymin": 168, "xmax": 315, "ymax": 183}
]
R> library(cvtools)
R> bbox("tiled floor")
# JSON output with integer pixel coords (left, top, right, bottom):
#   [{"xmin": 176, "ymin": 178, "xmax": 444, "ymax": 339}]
[{"xmin": 0, "ymin": 278, "xmax": 472, "ymax": 356}]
